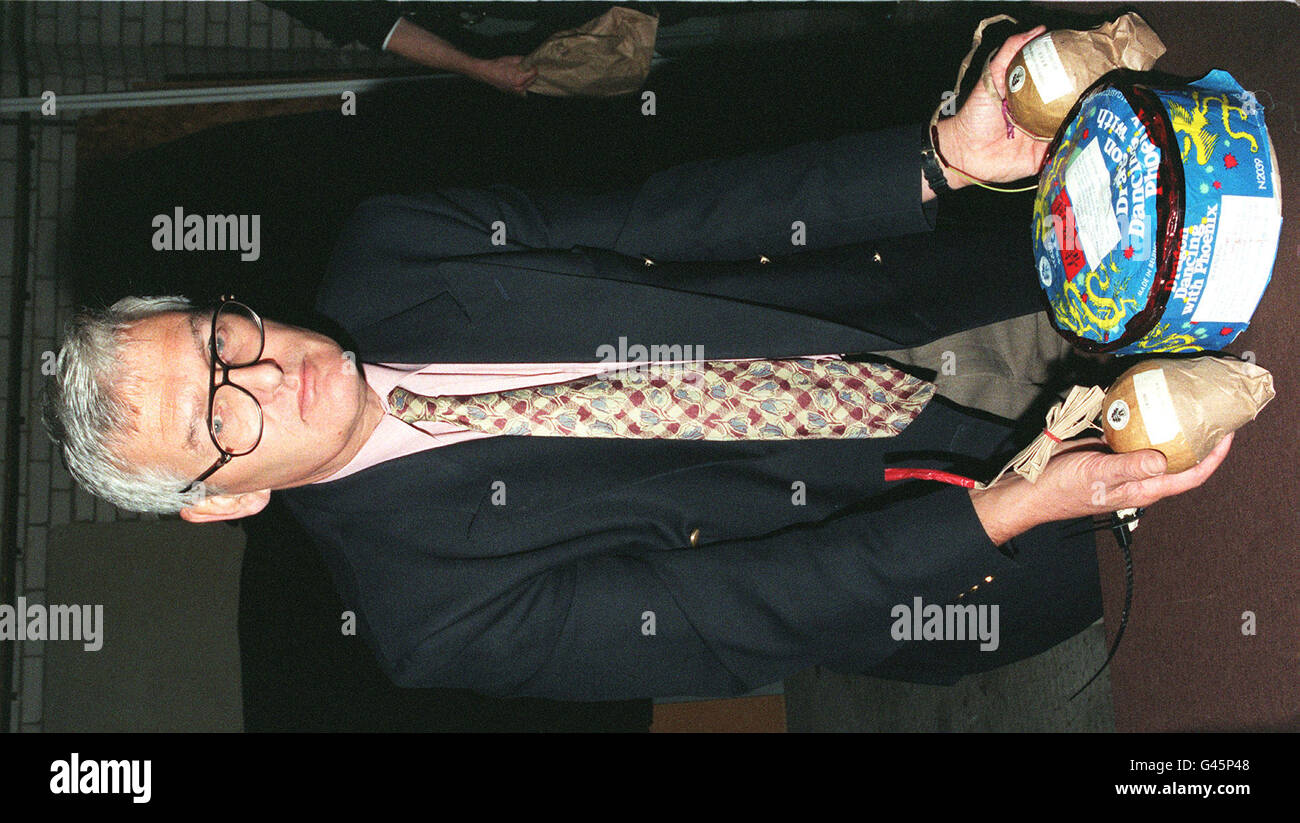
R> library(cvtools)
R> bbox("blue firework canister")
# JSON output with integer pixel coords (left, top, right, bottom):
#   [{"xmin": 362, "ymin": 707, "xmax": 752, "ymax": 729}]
[{"xmin": 1033, "ymin": 69, "xmax": 1282, "ymax": 355}]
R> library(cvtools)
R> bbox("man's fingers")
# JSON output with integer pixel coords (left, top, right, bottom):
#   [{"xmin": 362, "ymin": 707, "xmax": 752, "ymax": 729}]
[
  {"xmin": 1123, "ymin": 449, "xmax": 1167, "ymax": 481},
  {"xmin": 991, "ymin": 26, "xmax": 1046, "ymax": 73},
  {"xmin": 1153, "ymin": 432, "xmax": 1234, "ymax": 486},
  {"xmin": 989, "ymin": 25, "xmax": 1047, "ymax": 96},
  {"xmin": 1124, "ymin": 432, "xmax": 1235, "ymax": 507},
  {"xmin": 1171, "ymin": 431, "xmax": 1234, "ymax": 485}
]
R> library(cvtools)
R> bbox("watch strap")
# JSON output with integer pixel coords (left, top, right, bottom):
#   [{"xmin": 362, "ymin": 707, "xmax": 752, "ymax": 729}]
[{"xmin": 921, "ymin": 144, "xmax": 951, "ymax": 196}]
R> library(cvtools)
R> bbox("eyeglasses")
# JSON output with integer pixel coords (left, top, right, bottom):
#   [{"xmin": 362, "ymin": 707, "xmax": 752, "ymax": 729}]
[{"xmin": 178, "ymin": 296, "xmax": 266, "ymax": 495}]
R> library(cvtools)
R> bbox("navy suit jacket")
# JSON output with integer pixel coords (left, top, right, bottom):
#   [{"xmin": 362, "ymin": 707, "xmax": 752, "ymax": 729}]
[{"xmin": 279, "ymin": 124, "xmax": 1101, "ymax": 700}]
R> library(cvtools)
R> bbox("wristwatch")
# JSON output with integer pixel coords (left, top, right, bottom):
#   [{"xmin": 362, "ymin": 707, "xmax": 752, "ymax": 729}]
[{"xmin": 921, "ymin": 143, "xmax": 951, "ymax": 196}]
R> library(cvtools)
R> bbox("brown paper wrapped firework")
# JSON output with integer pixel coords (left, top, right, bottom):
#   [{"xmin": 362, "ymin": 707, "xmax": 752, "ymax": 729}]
[
  {"xmin": 1101, "ymin": 358, "xmax": 1274, "ymax": 472},
  {"xmin": 520, "ymin": 6, "xmax": 658, "ymax": 97},
  {"xmin": 975, "ymin": 357, "xmax": 1272, "ymax": 488},
  {"xmin": 1003, "ymin": 12, "xmax": 1165, "ymax": 140}
]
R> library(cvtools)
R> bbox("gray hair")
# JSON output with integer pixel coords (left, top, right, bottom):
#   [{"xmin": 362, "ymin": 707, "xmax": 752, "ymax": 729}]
[{"xmin": 42, "ymin": 295, "xmax": 217, "ymax": 514}]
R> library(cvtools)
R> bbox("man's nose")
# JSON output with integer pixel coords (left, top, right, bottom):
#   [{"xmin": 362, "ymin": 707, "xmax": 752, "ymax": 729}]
[{"xmin": 229, "ymin": 359, "xmax": 286, "ymax": 402}]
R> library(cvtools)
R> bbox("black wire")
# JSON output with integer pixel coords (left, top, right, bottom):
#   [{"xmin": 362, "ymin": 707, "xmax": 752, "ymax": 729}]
[{"xmin": 1070, "ymin": 511, "xmax": 1138, "ymax": 700}]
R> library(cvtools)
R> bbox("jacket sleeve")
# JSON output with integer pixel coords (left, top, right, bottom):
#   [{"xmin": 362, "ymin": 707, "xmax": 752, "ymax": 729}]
[
  {"xmin": 323, "ymin": 123, "xmax": 936, "ymax": 270},
  {"xmin": 386, "ymin": 486, "xmax": 1014, "ymax": 701},
  {"xmin": 263, "ymin": 0, "xmax": 405, "ymax": 51}
]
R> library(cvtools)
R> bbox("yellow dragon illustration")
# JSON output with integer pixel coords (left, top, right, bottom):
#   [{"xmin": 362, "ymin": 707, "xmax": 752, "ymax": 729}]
[
  {"xmin": 1130, "ymin": 321, "xmax": 1202, "ymax": 353},
  {"xmin": 1166, "ymin": 91, "xmax": 1259, "ymax": 166},
  {"xmin": 1055, "ymin": 266, "xmax": 1141, "ymax": 337}
]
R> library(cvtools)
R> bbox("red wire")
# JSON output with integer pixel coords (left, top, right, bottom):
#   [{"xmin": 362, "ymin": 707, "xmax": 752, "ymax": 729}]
[{"xmin": 883, "ymin": 468, "xmax": 978, "ymax": 489}]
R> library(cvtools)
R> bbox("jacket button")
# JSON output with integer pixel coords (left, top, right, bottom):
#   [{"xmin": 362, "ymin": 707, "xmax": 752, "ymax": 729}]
[
  {"xmin": 689, "ymin": 528, "xmax": 701, "ymax": 547},
  {"xmin": 643, "ymin": 257, "xmax": 655, "ymax": 267},
  {"xmin": 759, "ymin": 255, "xmax": 771, "ymax": 264},
  {"xmin": 872, "ymin": 252, "xmax": 883, "ymax": 264}
]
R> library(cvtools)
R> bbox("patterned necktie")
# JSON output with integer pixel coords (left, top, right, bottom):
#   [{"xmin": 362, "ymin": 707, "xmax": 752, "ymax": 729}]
[{"xmin": 388, "ymin": 359, "xmax": 934, "ymax": 440}]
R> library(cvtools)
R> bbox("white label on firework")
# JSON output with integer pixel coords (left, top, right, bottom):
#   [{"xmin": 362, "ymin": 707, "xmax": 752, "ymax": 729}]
[
  {"xmin": 1021, "ymin": 34, "xmax": 1072, "ymax": 103},
  {"xmin": 1132, "ymin": 368, "xmax": 1179, "ymax": 446},
  {"xmin": 1065, "ymin": 138, "xmax": 1122, "ymax": 272},
  {"xmin": 1009, "ymin": 65, "xmax": 1026, "ymax": 94},
  {"xmin": 1106, "ymin": 398, "xmax": 1130, "ymax": 431},
  {"xmin": 1190, "ymin": 194, "xmax": 1283, "ymax": 324}
]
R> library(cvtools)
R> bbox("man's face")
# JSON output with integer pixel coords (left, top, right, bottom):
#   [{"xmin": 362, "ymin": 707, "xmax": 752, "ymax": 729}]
[{"xmin": 118, "ymin": 310, "xmax": 381, "ymax": 509}]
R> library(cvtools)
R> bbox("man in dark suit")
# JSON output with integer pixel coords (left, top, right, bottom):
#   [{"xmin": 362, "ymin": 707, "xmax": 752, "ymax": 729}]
[{"xmin": 48, "ymin": 27, "xmax": 1228, "ymax": 700}]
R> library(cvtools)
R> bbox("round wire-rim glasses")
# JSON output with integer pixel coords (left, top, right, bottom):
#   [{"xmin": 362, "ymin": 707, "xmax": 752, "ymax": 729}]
[{"xmin": 178, "ymin": 296, "xmax": 266, "ymax": 495}]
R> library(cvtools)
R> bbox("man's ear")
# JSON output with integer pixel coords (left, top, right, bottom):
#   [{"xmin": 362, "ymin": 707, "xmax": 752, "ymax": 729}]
[{"xmin": 179, "ymin": 489, "xmax": 271, "ymax": 523}]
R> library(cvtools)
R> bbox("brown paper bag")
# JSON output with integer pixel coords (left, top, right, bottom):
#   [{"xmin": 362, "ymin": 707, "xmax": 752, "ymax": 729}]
[
  {"xmin": 1102, "ymin": 357, "xmax": 1274, "ymax": 472},
  {"xmin": 520, "ymin": 6, "xmax": 658, "ymax": 97},
  {"xmin": 1004, "ymin": 12, "xmax": 1166, "ymax": 139}
]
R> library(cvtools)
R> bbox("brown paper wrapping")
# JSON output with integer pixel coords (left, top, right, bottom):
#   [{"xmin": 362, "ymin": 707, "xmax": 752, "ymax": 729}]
[
  {"xmin": 981, "ymin": 357, "xmax": 1272, "ymax": 488},
  {"xmin": 1004, "ymin": 12, "xmax": 1166, "ymax": 139},
  {"xmin": 1102, "ymin": 358, "xmax": 1275, "ymax": 472},
  {"xmin": 520, "ymin": 6, "xmax": 658, "ymax": 98}
]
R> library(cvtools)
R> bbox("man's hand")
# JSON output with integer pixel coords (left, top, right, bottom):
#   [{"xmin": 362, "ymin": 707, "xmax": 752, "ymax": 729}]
[
  {"xmin": 934, "ymin": 25, "xmax": 1051, "ymax": 189},
  {"xmin": 970, "ymin": 432, "xmax": 1234, "ymax": 545},
  {"xmin": 386, "ymin": 18, "xmax": 537, "ymax": 97},
  {"xmin": 474, "ymin": 55, "xmax": 538, "ymax": 97}
]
